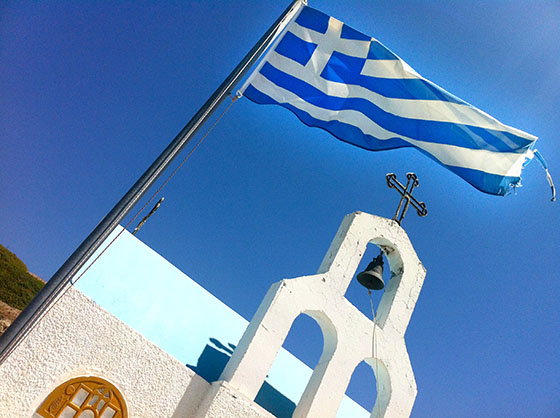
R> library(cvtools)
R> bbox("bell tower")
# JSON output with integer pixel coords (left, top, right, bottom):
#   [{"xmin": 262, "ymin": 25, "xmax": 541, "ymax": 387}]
[{"xmin": 196, "ymin": 211, "xmax": 426, "ymax": 418}]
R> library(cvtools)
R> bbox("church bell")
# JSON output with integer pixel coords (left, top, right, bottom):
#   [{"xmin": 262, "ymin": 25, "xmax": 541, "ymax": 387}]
[{"xmin": 356, "ymin": 253, "xmax": 385, "ymax": 290}]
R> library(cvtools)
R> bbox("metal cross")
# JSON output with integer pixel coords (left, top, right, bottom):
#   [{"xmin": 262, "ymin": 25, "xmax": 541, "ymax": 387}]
[{"xmin": 386, "ymin": 173, "xmax": 427, "ymax": 225}]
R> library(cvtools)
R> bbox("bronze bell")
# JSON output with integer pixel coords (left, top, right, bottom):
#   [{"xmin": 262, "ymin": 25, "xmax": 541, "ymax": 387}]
[{"xmin": 356, "ymin": 253, "xmax": 385, "ymax": 290}]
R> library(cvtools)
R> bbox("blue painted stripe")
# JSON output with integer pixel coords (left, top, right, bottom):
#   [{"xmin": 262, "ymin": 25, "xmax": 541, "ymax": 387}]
[
  {"xmin": 443, "ymin": 164, "xmax": 519, "ymax": 196},
  {"xmin": 322, "ymin": 51, "xmax": 366, "ymax": 82},
  {"xmin": 325, "ymin": 51, "xmax": 465, "ymax": 104},
  {"xmin": 367, "ymin": 40, "xmax": 399, "ymax": 60},
  {"xmin": 244, "ymin": 84, "xmax": 410, "ymax": 151},
  {"xmin": 260, "ymin": 63, "xmax": 530, "ymax": 152},
  {"xmin": 276, "ymin": 31, "xmax": 317, "ymax": 67},
  {"xmin": 394, "ymin": 146, "xmax": 520, "ymax": 196},
  {"xmin": 244, "ymin": 84, "xmax": 279, "ymax": 105},
  {"xmin": 341, "ymin": 23, "xmax": 371, "ymax": 41},
  {"xmin": 295, "ymin": 6, "xmax": 329, "ymax": 34}
]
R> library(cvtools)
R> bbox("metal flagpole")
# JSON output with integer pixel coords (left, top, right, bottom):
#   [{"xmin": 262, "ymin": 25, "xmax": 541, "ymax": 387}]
[{"xmin": 0, "ymin": 0, "xmax": 306, "ymax": 364}]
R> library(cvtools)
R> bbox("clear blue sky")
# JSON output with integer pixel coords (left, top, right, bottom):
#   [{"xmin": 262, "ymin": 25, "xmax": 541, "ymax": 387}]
[{"xmin": 1, "ymin": 1, "xmax": 559, "ymax": 417}]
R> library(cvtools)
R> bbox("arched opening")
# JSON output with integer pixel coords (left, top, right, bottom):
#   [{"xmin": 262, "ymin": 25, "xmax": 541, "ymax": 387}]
[
  {"xmin": 35, "ymin": 376, "xmax": 127, "ymax": 418},
  {"xmin": 282, "ymin": 313, "xmax": 324, "ymax": 370},
  {"xmin": 339, "ymin": 360, "xmax": 378, "ymax": 416},
  {"xmin": 339, "ymin": 358, "xmax": 391, "ymax": 418},
  {"xmin": 254, "ymin": 313, "xmax": 328, "ymax": 418},
  {"xmin": 344, "ymin": 243, "xmax": 387, "ymax": 319}
]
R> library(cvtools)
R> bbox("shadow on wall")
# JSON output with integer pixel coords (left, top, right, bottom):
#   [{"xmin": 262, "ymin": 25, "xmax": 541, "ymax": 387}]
[{"xmin": 187, "ymin": 337, "xmax": 296, "ymax": 418}]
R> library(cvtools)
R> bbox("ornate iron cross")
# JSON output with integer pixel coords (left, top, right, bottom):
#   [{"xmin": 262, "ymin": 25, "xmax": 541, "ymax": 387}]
[{"xmin": 386, "ymin": 173, "xmax": 427, "ymax": 225}]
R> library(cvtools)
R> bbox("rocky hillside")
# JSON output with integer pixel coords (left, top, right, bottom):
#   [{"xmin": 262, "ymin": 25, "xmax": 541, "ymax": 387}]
[
  {"xmin": 0, "ymin": 300, "xmax": 21, "ymax": 336},
  {"xmin": 0, "ymin": 244, "xmax": 45, "ymax": 336}
]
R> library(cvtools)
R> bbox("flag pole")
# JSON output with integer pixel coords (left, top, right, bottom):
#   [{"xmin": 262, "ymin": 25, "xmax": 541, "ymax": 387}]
[{"xmin": 0, "ymin": 0, "xmax": 306, "ymax": 364}]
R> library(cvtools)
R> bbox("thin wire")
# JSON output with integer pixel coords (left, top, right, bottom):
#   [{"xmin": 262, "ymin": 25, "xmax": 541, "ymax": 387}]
[
  {"xmin": 10, "ymin": 97, "xmax": 238, "ymax": 353},
  {"xmin": 369, "ymin": 289, "xmax": 381, "ymax": 418},
  {"xmin": 72, "ymin": 96, "xmax": 238, "ymax": 286}
]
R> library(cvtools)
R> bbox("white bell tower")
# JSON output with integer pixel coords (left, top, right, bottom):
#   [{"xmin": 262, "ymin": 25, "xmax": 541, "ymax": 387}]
[{"xmin": 197, "ymin": 211, "xmax": 426, "ymax": 417}]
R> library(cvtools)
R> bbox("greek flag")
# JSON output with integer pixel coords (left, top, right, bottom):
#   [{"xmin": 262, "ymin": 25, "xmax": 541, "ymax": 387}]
[{"xmin": 241, "ymin": 6, "xmax": 543, "ymax": 197}]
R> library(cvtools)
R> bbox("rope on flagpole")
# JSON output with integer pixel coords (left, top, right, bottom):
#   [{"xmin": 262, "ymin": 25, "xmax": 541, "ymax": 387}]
[
  {"xmin": 72, "ymin": 96, "xmax": 238, "ymax": 285},
  {"xmin": 5, "ymin": 97, "xmax": 239, "ymax": 355}
]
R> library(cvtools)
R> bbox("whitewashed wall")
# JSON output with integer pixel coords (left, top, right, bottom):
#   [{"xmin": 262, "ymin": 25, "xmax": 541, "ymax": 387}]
[{"xmin": 0, "ymin": 287, "xmax": 210, "ymax": 418}]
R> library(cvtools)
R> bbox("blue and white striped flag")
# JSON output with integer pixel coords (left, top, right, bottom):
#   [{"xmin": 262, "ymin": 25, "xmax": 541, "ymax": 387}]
[{"xmin": 241, "ymin": 6, "xmax": 547, "ymax": 197}]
